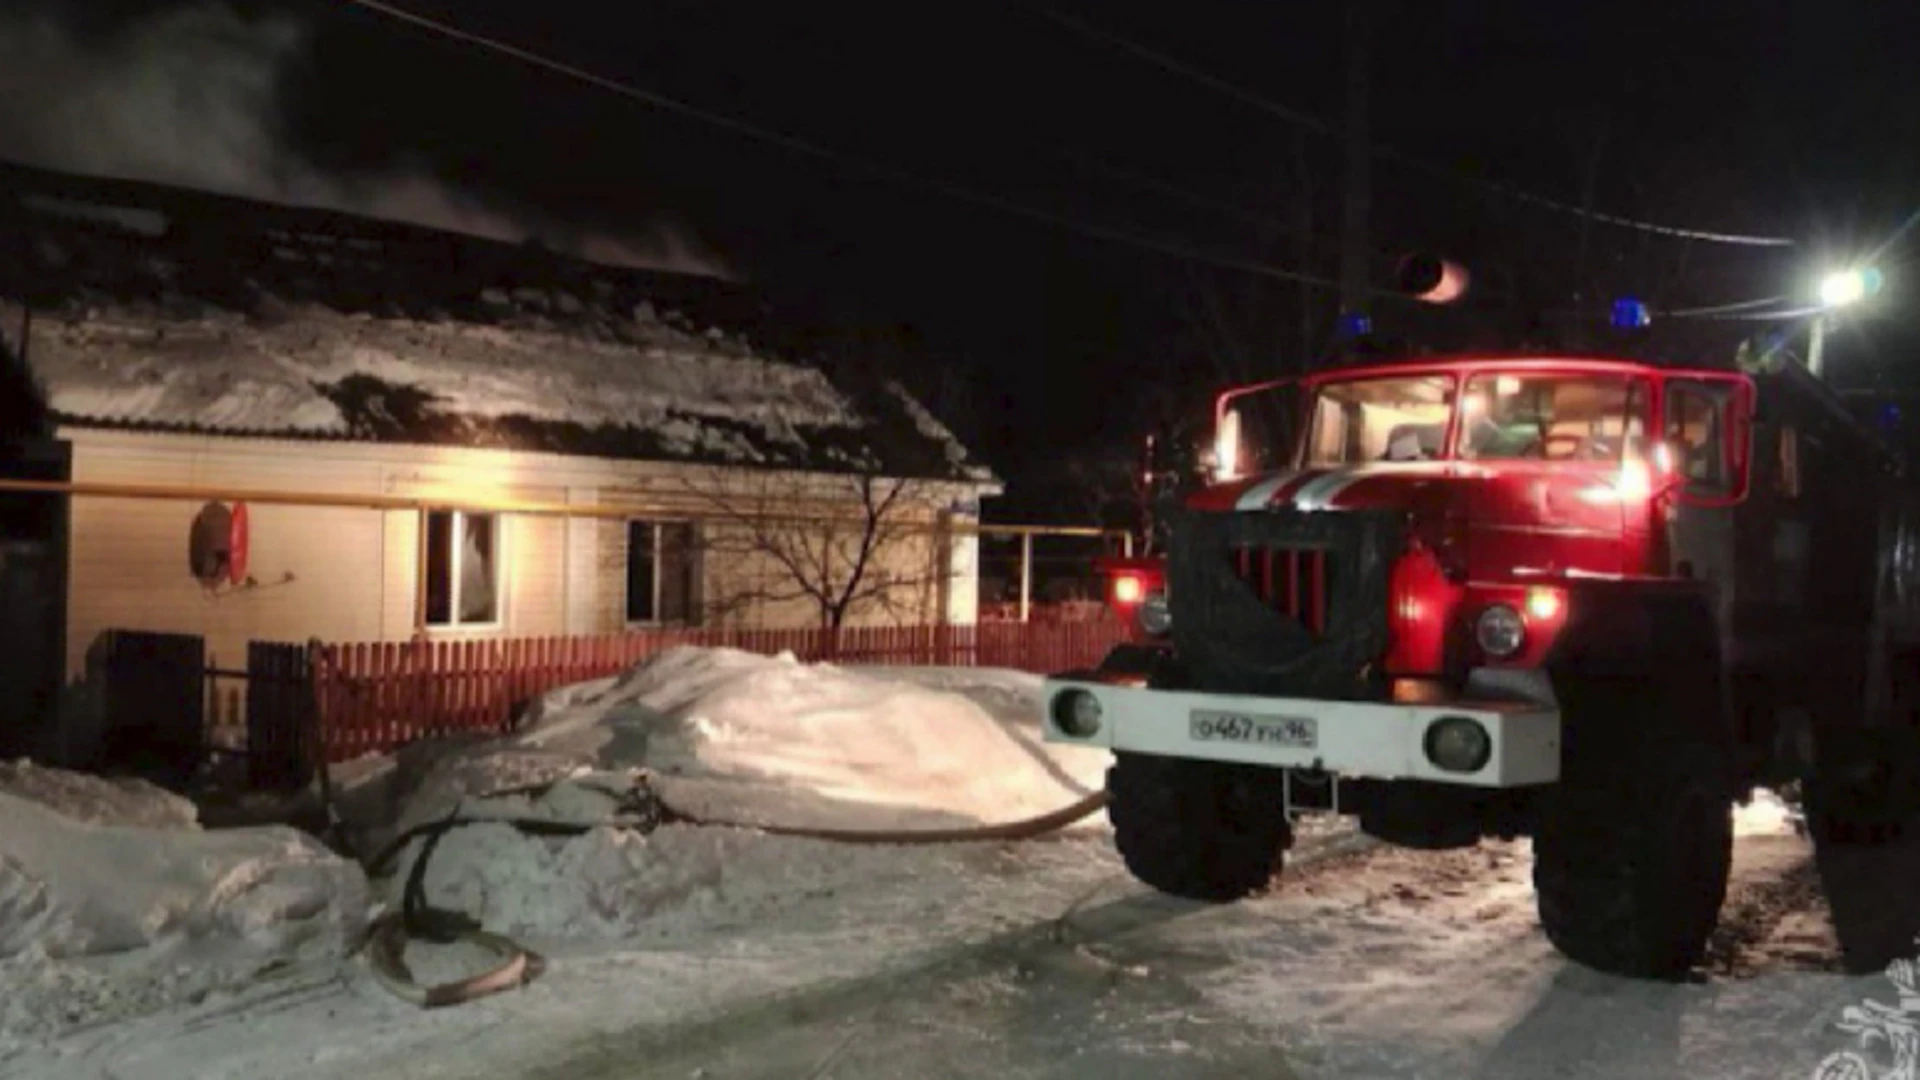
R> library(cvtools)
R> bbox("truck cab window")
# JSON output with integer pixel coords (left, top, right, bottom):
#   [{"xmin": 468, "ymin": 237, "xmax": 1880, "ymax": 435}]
[
  {"xmin": 1664, "ymin": 382, "xmax": 1729, "ymax": 495},
  {"xmin": 1459, "ymin": 373, "xmax": 1645, "ymax": 462},
  {"xmin": 1305, "ymin": 375, "xmax": 1452, "ymax": 466}
]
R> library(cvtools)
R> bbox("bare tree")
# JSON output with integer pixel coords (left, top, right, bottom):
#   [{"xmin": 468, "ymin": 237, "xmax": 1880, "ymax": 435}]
[{"xmin": 678, "ymin": 466, "xmax": 951, "ymax": 632}]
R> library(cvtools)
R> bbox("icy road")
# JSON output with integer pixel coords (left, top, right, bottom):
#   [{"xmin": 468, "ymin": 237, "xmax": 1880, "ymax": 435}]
[
  {"xmin": 529, "ymin": 819, "xmax": 1883, "ymax": 1080},
  {"xmin": 5, "ymin": 651, "xmax": 1913, "ymax": 1079},
  {"xmin": 15, "ymin": 807, "xmax": 1904, "ymax": 1080}
]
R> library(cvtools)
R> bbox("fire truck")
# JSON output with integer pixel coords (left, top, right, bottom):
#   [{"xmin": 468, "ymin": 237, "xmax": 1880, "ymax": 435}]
[{"xmin": 1045, "ymin": 346, "xmax": 1920, "ymax": 978}]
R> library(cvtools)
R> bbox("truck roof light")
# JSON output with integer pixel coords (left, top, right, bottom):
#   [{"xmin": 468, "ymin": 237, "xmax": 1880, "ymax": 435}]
[{"xmin": 1611, "ymin": 297, "xmax": 1652, "ymax": 330}]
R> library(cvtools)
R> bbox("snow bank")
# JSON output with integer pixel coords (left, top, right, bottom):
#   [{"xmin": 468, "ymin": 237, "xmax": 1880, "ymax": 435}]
[
  {"xmin": 0, "ymin": 758, "xmax": 197, "ymax": 829},
  {"xmin": 0, "ymin": 770, "xmax": 367, "ymax": 1049},
  {"xmin": 512, "ymin": 647, "xmax": 1107, "ymax": 830},
  {"xmin": 377, "ymin": 648, "xmax": 1109, "ymax": 940}
]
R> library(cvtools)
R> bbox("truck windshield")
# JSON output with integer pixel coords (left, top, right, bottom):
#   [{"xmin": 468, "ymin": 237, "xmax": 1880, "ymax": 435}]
[
  {"xmin": 1305, "ymin": 375, "xmax": 1453, "ymax": 465},
  {"xmin": 1302, "ymin": 370, "xmax": 1649, "ymax": 466},
  {"xmin": 1459, "ymin": 373, "xmax": 1647, "ymax": 462}
]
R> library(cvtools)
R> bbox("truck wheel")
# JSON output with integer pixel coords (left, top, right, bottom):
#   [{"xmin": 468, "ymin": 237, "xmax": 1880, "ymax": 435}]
[
  {"xmin": 1804, "ymin": 727, "xmax": 1920, "ymax": 973},
  {"xmin": 1107, "ymin": 751, "xmax": 1291, "ymax": 902},
  {"xmin": 1533, "ymin": 740, "xmax": 1732, "ymax": 979}
]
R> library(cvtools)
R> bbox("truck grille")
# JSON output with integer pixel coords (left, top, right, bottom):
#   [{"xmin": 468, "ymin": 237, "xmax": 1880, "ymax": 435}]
[{"xmin": 1229, "ymin": 546, "xmax": 1331, "ymax": 634}]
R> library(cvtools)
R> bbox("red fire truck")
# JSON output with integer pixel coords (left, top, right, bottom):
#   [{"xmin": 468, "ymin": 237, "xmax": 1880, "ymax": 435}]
[{"xmin": 1049, "ymin": 349, "xmax": 1920, "ymax": 978}]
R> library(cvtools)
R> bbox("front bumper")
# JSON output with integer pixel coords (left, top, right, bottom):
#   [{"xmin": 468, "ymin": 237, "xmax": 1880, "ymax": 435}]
[{"xmin": 1041, "ymin": 676, "xmax": 1560, "ymax": 787}]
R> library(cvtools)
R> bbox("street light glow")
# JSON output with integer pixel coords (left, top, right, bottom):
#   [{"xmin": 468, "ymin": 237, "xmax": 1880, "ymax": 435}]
[
  {"xmin": 1820, "ymin": 269, "xmax": 1867, "ymax": 308},
  {"xmin": 1818, "ymin": 267, "xmax": 1881, "ymax": 308}
]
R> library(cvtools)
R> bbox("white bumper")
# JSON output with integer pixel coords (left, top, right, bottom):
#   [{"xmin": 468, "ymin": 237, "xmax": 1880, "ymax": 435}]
[{"xmin": 1041, "ymin": 678, "xmax": 1560, "ymax": 787}]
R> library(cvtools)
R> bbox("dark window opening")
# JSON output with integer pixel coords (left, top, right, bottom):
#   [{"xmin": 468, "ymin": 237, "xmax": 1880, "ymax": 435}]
[
  {"xmin": 424, "ymin": 510, "xmax": 499, "ymax": 628},
  {"xmin": 627, "ymin": 520, "xmax": 698, "ymax": 624}
]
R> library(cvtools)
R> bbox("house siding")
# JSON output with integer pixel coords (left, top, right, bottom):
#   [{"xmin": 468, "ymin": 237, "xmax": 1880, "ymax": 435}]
[
  {"xmin": 58, "ymin": 429, "xmax": 991, "ymax": 676},
  {"xmin": 65, "ymin": 449, "xmax": 387, "ymax": 677}
]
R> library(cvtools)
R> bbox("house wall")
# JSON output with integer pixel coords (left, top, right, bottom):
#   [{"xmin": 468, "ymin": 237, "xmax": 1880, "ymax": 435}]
[{"xmin": 59, "ymin": 429, "xmax": 991, "ymax": 677}]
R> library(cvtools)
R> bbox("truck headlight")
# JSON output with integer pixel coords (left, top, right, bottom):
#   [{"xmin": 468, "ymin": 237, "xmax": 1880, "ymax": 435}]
[
  {"xmin": 1424, "ymin": 715, "xmax": 1492, "ymax": 773},
  {"xmin": 1051, "ymin": 688, "xmax": 1103, "ymax": 738},
  {"xmin": 1137, "ymin": 591, "xmax": 1172, "ymax": 637},
  {"xmin": 1474, "ymin": 604, "xmax": 1525, "ymax": 658}
]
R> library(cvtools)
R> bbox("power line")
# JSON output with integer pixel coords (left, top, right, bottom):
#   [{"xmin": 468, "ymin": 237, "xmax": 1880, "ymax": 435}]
[
  {"xmin": 1661, "ymin": 294, "xmax": 1790, "ymax": 318},
  {"xmin": 1039, "ymin": 6, "xmax": 1332, "ymax": 136},
  {"xmin": 1672, "ymin": 304, "xmax": 1823, "ymax": 322},
  {"xmin": 1036, "ymin": 5, "xmax": 1798, "ymax": 249},
  {"xmin": 1054, "ymin": 149, "xmax": 1304, "ymax": 236},
  {"xmin": 340, "ymin": 0, "xmax": 1348, "ymax": 292}
]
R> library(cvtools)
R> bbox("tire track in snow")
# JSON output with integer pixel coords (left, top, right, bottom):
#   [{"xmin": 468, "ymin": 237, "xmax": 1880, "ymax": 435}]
[
  {"xmin": 1704, "ymin": 833, "xmax": 1837, "ymax": 978},
  {"xmin": 523, "ymin": 826, "xmax": 1378, "ymax": 1079}
]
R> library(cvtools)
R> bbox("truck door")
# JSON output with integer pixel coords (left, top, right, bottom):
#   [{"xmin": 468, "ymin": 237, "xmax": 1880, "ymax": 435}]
[{"xmin": 1662, "ymin": 377, "xmax": 1744, "ymax": 649}]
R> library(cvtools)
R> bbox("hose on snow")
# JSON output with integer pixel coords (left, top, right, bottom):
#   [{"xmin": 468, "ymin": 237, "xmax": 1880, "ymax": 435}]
[{"xmin": 358, "ymin": 777, "xmax": 1109, "ymax": 1009}]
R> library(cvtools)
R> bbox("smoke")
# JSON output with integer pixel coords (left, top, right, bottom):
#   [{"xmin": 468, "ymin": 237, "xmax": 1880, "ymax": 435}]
[{"xmin": 0, "ymin": 4, "xmax": 731, "ymax": 278}]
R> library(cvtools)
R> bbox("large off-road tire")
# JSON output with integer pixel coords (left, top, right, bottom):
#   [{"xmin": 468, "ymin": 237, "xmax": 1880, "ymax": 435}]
[
  {"xmin": 1804, "ymin": 726, "xmax": 1920, "ymax": 973},
  {"xmin": 1533, "ymin": 738, "xmax": 1733, "ymax": 979},
  {"xmin": 1107, "ymin": 751, "xmax": 1292, "ymax": 902}
]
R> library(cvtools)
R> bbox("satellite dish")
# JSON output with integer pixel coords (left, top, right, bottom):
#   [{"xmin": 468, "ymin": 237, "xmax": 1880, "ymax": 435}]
[
  {"xmin": 189, "ymin": 502, "xmax": 232, "ymax": 585},
  {"xmin": 228, "ymin": 501, "xmax": 250, "ymax": 585}
]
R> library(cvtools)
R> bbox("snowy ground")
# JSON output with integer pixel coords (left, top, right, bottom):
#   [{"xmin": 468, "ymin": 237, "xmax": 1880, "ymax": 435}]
[
  {"xmin": 0, "ymin": 763, "xmax": 366, "ymax": 1059},
  {"xmin": 4, "ymin": 650, "xmax": 1915, "ymax": 1079}
]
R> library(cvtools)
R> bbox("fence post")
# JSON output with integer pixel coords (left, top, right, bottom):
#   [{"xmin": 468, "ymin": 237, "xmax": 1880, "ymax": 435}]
[{"xmin": 1019, "ymin": 531, "xmax": 1033, "ymax": 624}]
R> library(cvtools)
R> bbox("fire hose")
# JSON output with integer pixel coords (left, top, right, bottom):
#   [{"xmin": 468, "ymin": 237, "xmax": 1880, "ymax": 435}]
[
  {"xmin": 355, "ymin": 780, "xmax": 1111, "ymax": 1009},
  {"xmin": 304, "ymin": 642, "xmax": 1112, "ymax": 1008}
]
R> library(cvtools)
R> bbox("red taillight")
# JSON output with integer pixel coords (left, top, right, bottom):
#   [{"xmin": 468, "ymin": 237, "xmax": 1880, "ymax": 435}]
[{"xmin": 1112, "ymin": 573, "xmax": 1146, "ymax": 606}]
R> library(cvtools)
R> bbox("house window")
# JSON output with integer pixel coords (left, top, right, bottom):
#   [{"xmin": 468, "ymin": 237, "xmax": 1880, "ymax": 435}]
[
  {"xmin": 424, "ymin": 510, "xmax": 500, "ymax": 627},
  {"xmin": 626, "ymin": 520, "xmax": 698, "ymax": 624}
]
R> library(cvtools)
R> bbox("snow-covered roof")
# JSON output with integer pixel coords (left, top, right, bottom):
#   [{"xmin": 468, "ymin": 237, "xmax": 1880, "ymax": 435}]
[{"xmin": 0, "ymin": 161, "xmax": 995, "ymax": 484}]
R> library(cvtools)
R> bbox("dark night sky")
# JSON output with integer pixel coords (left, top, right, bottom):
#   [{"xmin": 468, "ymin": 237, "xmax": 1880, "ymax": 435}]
[{"xmin": 21, "ymin": 0, "xmax": 1920, "ymax": 510}]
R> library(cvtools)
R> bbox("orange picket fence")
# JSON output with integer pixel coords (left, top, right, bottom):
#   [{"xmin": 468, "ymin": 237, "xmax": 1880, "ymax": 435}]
[{"xmin": 307, "ymin": 619, "xmax": 1134, "ymax": 762}]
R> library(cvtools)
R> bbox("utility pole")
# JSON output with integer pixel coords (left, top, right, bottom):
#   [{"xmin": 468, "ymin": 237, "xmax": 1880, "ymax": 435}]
[{"xmin": 1337, "ymin": 0, "xmax": 1372, "ymax": 346}]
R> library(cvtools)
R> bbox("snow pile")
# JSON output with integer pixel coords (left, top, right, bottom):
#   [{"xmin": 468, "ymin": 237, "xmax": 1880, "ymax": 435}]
[
  {"xmin": 0, "ymin": 758, "xmax": 197, "ymax": 829},
  {"xmin": 0, "ymin": 768, "xmax": 367, "ymax": 1048},
  {"xmin": 512, "ymin": 647, "xmax": 1106, "ymax": 830},
  {"xmin": 1736, "ymin": 785, "xmax": 1799, "ymax": 837},
  {"xmin": 376, "ymin": 648, "xmax": 1109, "ymax": 940}
]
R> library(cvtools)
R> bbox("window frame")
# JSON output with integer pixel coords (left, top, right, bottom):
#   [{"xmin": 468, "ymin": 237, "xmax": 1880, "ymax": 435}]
[
  {"xmin": 624, "ymin": 518, "xmax": 698, "ymax": 627},
  {"xmin": 1777, "ymin": 424, "xmax": 1802, "ymax": 499},
  {"xmin": 422, "ymin": 509, "xmax": 505, "ymax": 631},
  {"xmin": 1662, "ymin": 379, "xmax": 1734, "ymax": 498},
  {"xmin": 1301, "ymin": 373, "xmax": 1457, "ymax": 468},
  {"xmin": 1456, "ymin": 371, "xmax": 1648, "ymax": 464}
]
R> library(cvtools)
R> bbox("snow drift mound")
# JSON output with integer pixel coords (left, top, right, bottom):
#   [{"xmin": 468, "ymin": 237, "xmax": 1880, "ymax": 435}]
[
  {"xmin": 0, "ymin": 768, "xmax": 368, "ymax": 1048},
  {"xmin": 0, "ymin": 758, "xmax": 198, "ymax": 829},
  {"xmin": 378, "ymin": 648, "xmax": 1110, "ymax": 940},
  {"xmin": 521, "ymin": 646, "xmax": 1105, "ymax": 826}
]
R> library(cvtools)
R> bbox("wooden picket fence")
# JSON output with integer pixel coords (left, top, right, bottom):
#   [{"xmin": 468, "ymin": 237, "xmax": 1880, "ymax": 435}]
[{"xmin": 307, "ymin": 619, "xmax": 1133, "ymax": 763}]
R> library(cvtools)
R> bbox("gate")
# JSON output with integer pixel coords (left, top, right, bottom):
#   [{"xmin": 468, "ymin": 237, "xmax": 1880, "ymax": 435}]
[
  {"xmin": 245, "ymin": 642, "xmax": 313, "ymax": 791},
  {"xmin": 0, "ymin": 540, "xmax": 60, "ymax": 758},
  {"xmin": 89, "ymin": 629, "xmax": 205, "ymax": 787}
]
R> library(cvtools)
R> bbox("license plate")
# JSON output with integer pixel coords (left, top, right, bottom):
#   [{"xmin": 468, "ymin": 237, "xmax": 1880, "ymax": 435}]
[{"xmin": 1189, "ymin": 710, "xmax": 1317, "ymax": 748}]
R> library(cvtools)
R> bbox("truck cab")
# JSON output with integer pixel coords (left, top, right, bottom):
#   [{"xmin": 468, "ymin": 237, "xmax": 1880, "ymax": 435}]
[{"xmin": 1045, "ymin": 351, "xmax": 1916, "ymax": 979}]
